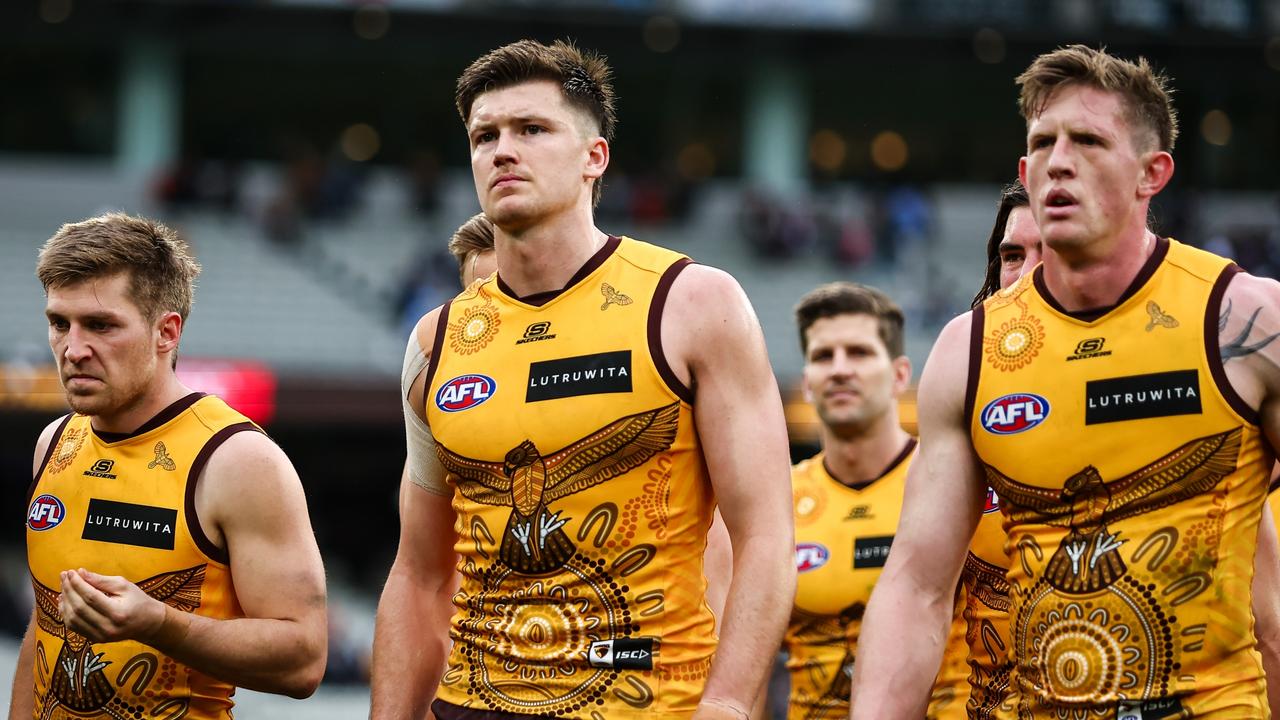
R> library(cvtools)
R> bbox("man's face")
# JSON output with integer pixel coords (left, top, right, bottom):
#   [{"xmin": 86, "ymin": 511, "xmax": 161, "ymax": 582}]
[
  {"xmin": 462, "ymin": 248, "xmax": 497, "ymax": 287},
  {"xmin": 467, "ymin": 80, "xmax": 604, "ymax": 230},
  {"xmin": 998, "ymin": 206, "xmax": 1043, "ymax": 289},
  {"xmin": 1020, "ymin": 84, "xmax": 1149, "ymax": 253},
  {"xmin": 801, "ymin": 313, "xmax": 908, "ymax": 437},
  {"xmin": 46, "ymin": 272, "xmax": 163, "ymax": 418}
]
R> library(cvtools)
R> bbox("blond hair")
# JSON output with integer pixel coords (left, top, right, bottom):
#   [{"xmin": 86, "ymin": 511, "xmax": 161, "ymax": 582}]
[{"xmin": 447, "ymin": 213, "xmax": 495, "ymax": 284}]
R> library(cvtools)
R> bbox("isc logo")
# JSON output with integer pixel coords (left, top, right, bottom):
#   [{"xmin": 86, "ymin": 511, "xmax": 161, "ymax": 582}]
[
  {"xmin": 795, "ymin": 543, "xmax": 830, "ymax": 573},
  {"xmin": 27, "ymin": 494, "xmax": 66, "ymax": 531},
  {"xmin": 435, "ymin": 374, "xmax": 496, "ymax": 412},
  {"xmin": 980, "ymin": 393, "xmax": 1050, "ymax": 435}
]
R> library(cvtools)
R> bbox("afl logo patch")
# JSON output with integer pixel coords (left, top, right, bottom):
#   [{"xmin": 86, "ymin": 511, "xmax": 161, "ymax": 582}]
[
  {"xmin": 436, "ymin": 374, "xmax": 496, "ymax": 412},
  {"xmin": 27, "ymin": 494, "xmax": 66, "ymax": 531},
  {"xmin": 984, "ymin": 487, "xmax": 1001, "ymax": 514},
  {"xmin": 795, "ymin": 543, "xmax": 830, "ymax": 573},
  {"xmin": 980, "ymin": 393, "xmax": 1049, "ymax": 435}
]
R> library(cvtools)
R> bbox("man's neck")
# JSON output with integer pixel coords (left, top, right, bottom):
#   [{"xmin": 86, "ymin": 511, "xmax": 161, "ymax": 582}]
[
  {"xmin": 821, "ymin": 413, "xmax": 912, "ymax": 488},
  {"xmin": 495, "ymin": 210, "xmax": 608, "ymax": 298},
  {"xmin": 1041, "ymin": 225, "xmax": 1158, "ymax": 313},
  {"xmin": 91, "ymin": 373, "xmax": 192, "ymax": 435}
]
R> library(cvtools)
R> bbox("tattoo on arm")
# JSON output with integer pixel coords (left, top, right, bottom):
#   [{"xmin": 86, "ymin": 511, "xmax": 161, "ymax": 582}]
[{"xmin": 1221, "ymin": 302, "xmax": 1280, "ymax": 362}]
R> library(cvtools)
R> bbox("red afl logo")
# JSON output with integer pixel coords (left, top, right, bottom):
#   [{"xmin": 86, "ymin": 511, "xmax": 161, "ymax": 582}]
[
  {"xmin": 27, "ymin": 494, "xmax": 65, "ymax": 531},
  {"xmin": 984, "ymin": 487, "xmax": 1001, "ymax": 514},
  {"xmin": 435, "ymin": 374, "xmax": 496, "ymax": 413},
  {"xmin": 795, "ymin": 543, "xmax": 830, "ymax": 573},
  {"xmin": 980, "ymin": 393, "xmax": 1049, "ymax": 435}
]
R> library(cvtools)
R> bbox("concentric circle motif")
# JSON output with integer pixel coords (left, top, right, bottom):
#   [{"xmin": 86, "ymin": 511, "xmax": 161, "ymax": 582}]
[
  {"xmin": 793, "ymin": 486, "xmax": 826, "ymax": 528},
  {"xmin": 449, "ymin": 299, "xmax": 500, "ymax": 355},
  {"xmin": 984, "ymin": 313, "xmax": 1045, "ymax": 372}
]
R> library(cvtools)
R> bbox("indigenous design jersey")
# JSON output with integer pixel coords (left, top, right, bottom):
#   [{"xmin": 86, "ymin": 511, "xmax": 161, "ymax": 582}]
[
  {"xmin": 426, "ymin": 237, "xmax": 714, "ymax": 719},
  {"xmin": 26, "ymin": 393, "xmax": 255, "ymax": 720},
  {"xmin": 969, "ymin": 239, "xmax": 1272, "ymax": 718},
  {"xmin": 786, "ymin": 443, "xmax": 964, "ymax": 719},
  {"xmin": 959, "ymin": 489, "xmax": 1013, "ymax": 720}
]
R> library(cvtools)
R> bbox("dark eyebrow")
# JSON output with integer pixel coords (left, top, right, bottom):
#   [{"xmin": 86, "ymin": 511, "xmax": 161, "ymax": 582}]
[{"xmin": 997, "ymin": 241, "xmax": 1024, "ymax": 254}]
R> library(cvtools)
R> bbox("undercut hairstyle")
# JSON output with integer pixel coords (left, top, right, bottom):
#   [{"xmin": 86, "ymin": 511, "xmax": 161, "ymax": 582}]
[
  {"xmin": 1017, "ymin": 44, "xmax": 1178, "ymax": 153},
  {"xmin": 456, "ymin": 39, "xmax": 617, "ymax": 206},
  {"xmin": 36, "ymin": 212, "xmax": 201, "ymax": 322},
  {"xmin": 972, "ymin": 181, "xmax": 1031, "ymax": 309},
  {"xmin": 447, "ymin": 213, "xmax": 496, "ymax": 283},
  {"xmin": 794, "ymin": 282, "xmax": 905, "ymax": 359}
]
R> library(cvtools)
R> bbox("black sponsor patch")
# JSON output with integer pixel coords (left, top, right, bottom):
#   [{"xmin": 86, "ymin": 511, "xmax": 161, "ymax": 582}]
[
  {"xmin": 527, "ymin": 350, "xmax": 632, "ymax": 402},
  {"xmin": 1085, "ymin": 370, "xmax": 1200, "ymax": 425},
  {"xmin": 1116, "ymin": 696, "xmax": 1184, "ymax": 720},
  {"xmin": 81, "ymin": 498, "xmax": 176, "ymax": 550},
  {"xmin": 853, "ymin": 535, "xmax": 894, "ymax": 569},
  {"xmin": 587, "ymin": 637, "xmax": 654, "ymax": 670}
]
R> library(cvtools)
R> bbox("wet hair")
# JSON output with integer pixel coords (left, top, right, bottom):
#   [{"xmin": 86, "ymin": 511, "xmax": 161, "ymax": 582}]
[
  {"xmin": 456, "ymin": 39, "xmax": 617, "ymax": 206},
  {"xmin": 794, "ymin": 282, "xmax": 905, "ymax": 358},
  {"xmin": 972, "ymin": 181, "xmax": 1030, "ymax": 308},
  {"xmin": 1017, "ymin": 44, "xmax": 1178, "ymax": 153},
  {"xmin": 36, "ymin": 212, "xmax": 201, "ymax": 322},
  {"xmin": 447, "ymin": 213, "xmax": 495, "ymax": 284}
]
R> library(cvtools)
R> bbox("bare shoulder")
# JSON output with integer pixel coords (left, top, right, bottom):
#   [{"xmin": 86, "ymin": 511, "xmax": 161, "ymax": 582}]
[
  {"xmin": 666, "ymin": 263, "xmax": 749, "ymax": 314},
  {"xmin": 662, "ymin": 264, "xmax": 765, "ymax": 386},
  {"xmin": 1219, "ymin": 271, "xmax": 1280, "ymax": 403},
  {"xmin": 916, "ymin": 312, "xmax": 976, "ymax": 416},
  {"xmin": 410, "ymin": 305, "xmax": 446, "ymax": 363},
  {"xmin": 31, "ymin": 415, "xmax": 69, "ymax": 478},
  {"xmin": 202, "ymin": 430, "xmax": 298, "ymax": 490}
]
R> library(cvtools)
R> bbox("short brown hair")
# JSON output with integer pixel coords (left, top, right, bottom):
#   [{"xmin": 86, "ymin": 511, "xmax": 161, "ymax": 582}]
[
  {"xmin": 447, "ymin": 213, "xmax": 495, "ymax": 283},
  {"xmin": 1017, "ymin": 44, "xmax": 1178, "ymax": 152},
  {"xmin": 456, "ymin": 39, "xmax": 617, "ymax": 206},
  {"xmin": 794, "ymin": 282, "xmax": 905, "ymax": 358},
  {"xmin": 36, "ymin": 213, "xmax": 201, "ymax": 322},
  {"xmin": 972, "ymin": 181, "xmax": 1030, "ymax": 309}
]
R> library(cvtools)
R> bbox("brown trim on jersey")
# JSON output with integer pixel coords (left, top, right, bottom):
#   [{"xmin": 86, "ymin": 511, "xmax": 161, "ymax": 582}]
[
  {"xmin": 1269, "ymin": 471, "xmax": 1280, "ymax": 496},
  {"xmin": 1033, "ymin": 236, "xmax": 1170, "ymax": 322},
  {"xmin": 28, "ymin": 414, "xmax": 74, "ymax": 505},
  {"xmin": 185, "ymin": 422, "xmax": 262, "ymax": 565},
  {"xmin": 828, "ymin": 437, "xmax": 918, "ymax": 491},
  {"xmin": 432, "ymin": 700, "xmax": 555, "ymax": 720},
  {"xmin": 1206, "ymin": 263, "xmax": 1260, "ymax": 426},
  {"xmin": 423, "ymin": 300, "xmax": 452, "ymax": 405},
  {"xmin": 92, "ymin": 392, "xmax": 207, "ymax": 444},
  {"xmin": 648, "ymin": 256, "xmax": 696, "ymax": 405},
  {"xmin": 964, "ymin": 304, "xmax": 985, "ymax": 428},
  {"xmin": 495, "ymin": 235, "xmax": 622, "ymax": 307}
]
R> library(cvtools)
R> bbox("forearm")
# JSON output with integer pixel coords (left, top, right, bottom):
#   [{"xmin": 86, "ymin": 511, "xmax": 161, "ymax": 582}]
[
  {"xmin": 849, "ymin": 559, "xmax": 954, "ymax": 718},
  {"xmin": 8, "ymin": 622, "xmax": 34, "ymax": 720},
  {"xmin": 700, "ymin": 530, "xmax": 795, "ymax": 715},
  {"xmin": 371, "ymin": 565, "xmax": 456, "ymax": 719}
]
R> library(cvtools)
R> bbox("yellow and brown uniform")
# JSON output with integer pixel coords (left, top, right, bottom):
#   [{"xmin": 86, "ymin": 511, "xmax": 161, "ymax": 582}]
[
  {"xmin": 425, "ymin": 236, "xmax": 715, "ymax": 719},
  {"xmin": 25, "ymin": 393, "xmax": 255, "ymax": 720},
  {"xmin": 958, "ymin": 490, "xmax": 1013, "ymax": 720},
  {"xmin": 787, "ymin": 442, "xmax": 962, "ymax": 719},
  {"xmin": 969, "ymin": 238, "xmax": 1273, "ymax": 718}
]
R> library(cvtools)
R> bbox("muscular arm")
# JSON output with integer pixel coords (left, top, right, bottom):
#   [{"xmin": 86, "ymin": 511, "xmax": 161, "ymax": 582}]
[
  {"xmin": 664, "ymin": 265, "xmax": 795, "ymax": 719},
  {"xmin": 1253, "ymin": 502, "xmax": 1280, "ymax": 717},
  {"xmin": 58, "ymin": 429, "xmax": 328, "ymax": 697},
  {"xmin": 849, "ymin": 314, "xmax": 987, "ymax": 718},
  {"xmin": 371, "ymin": 308, "xmax": 460, "ymax": 720}
]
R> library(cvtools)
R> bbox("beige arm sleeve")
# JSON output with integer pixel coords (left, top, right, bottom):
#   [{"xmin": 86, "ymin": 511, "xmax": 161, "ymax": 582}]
[{"xmin": 402, "ymin": 335, "xmax": 449, "ymax": 496}]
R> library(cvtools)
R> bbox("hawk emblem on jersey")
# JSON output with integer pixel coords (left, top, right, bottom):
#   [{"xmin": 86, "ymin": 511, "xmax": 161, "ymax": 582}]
[
  {"xmin": 147, "ymin": 441, "xmax": 176, "ymax": 471},
  {"xmin": 436, "ymin": 403, "xmax": 680, "ymax": 574},
  {"xmin": 448, "ymin": 290, "xmax": 501, "ymax": 355},
  {"xmin": 600, "ymin": 282, "xmax": 633, "ymax": 310},
  {"xmin": 30, "ymin": 565, "xmax": 206, "ymax": 718},
  {"xmin": 1145, "ymin": 301, "xmax": 1179, "ymax": 331},
  {"xmin": 48, "ymin": 427, "xmax": 86, "ymax": 475},
  {"xmin": 985, "ymin": 428, "xmax": 1239, "ymax": 594},
  {"xmin": 984, "ymin": 309, "xmax": 1044, "ymax": 373}
]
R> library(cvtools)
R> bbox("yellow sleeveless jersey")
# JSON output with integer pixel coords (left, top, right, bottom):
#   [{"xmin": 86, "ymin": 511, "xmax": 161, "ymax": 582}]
[
  {"xmin": 26, "ymin": 393, "xmax": 255, "ymax": 720},
  {"xmin": 969, "ymin": 238, "xmax": 1272, "ymax": 718},
  {"xmin": 425, "ymin": 236, "xmax": 715, "ymax": 719},
  {"xmin": 958, "ymin": 489, "xmax": 1013, "ymax": 720},
  {"xmin": 787, "ymin": 442, "xmax": 962, "ymax": 719}
]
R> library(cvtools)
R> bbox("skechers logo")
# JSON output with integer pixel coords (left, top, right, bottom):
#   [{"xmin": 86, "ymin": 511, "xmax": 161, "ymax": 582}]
[
  {"xmin": 516, "ymin": 322, "xmax": 556, "ymax": 345},
  {"xmin": 844, "ymin": 505, "xmax": 873, "ymax": 521},
  {"xmin": 527, "ymin": 351, "xmax": 631, "ymax": 402},
  {"xmin": 981, "ymin": 393, "xmax": 1050, "ymax": 435},
  {"xmin": 27, "ymin": 495, "xmax": 66, "ymax": 531},
  {"xmin": 1085, "ymin": 370, "xmax": 1200, "ymax": 425},
  {"xmin": 1117, "ymin": 697, "xmax": 1184, "ymax": 720},
  {"xmin": 436, "ymin": 374, "xmax": 496, "ymax": 412},
  {"xmin": 587, "ymin": 638, "xmax": 654, "ymax": 670},
  {"xmin": 1066, "ymin": 337, "xmax": 1111, "ymax": 362},
  {"xmin": 795, "ymin": 543, "xmax": 830, "ymax": 572},
  {"xmin": 82, "ymin": 498, "xmax": 176, "ymax": 550},
  {"xmin": 853, "ymin": 535, "xmax": 893, "ymax": 569},
  {"xmin": 83, "ymin": 459, "xmax": 117, "ymax": 479}
]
